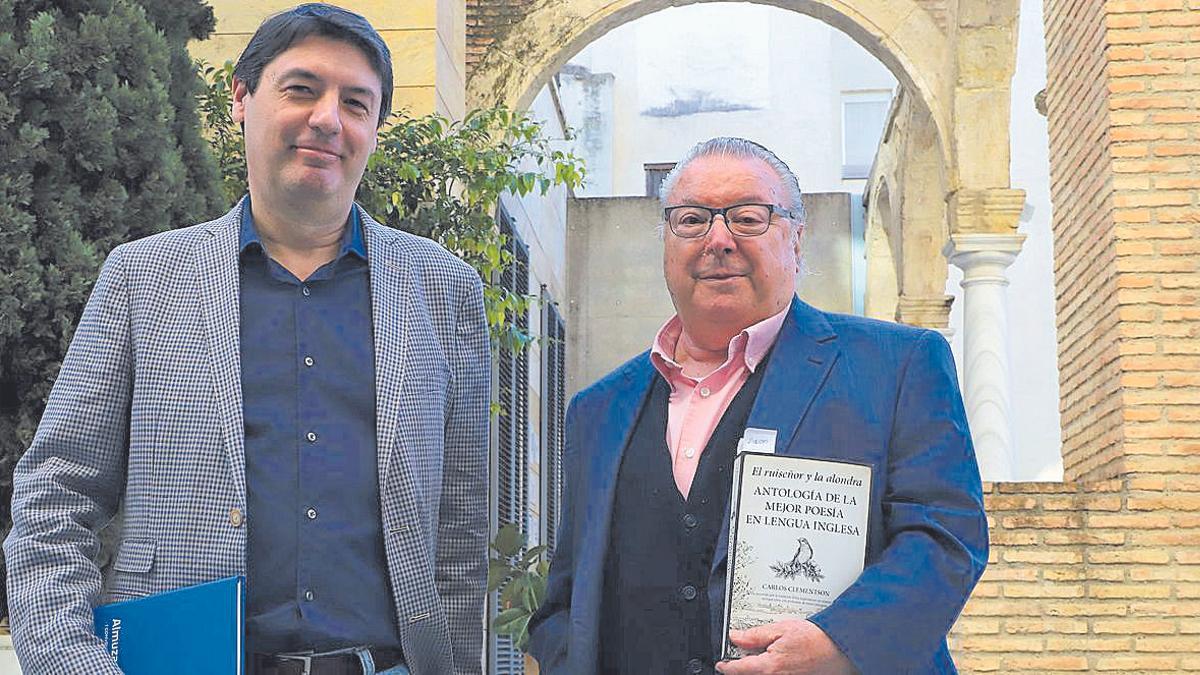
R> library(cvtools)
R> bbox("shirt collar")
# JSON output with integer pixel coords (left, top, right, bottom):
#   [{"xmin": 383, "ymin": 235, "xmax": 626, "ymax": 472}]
[
  {"xmin": 649, "ymin": 305, "xmax": 790, "ymax": 382},
  {"xmin": 238, "ymin": 196, "xmax": 367, "ymax": 261}
]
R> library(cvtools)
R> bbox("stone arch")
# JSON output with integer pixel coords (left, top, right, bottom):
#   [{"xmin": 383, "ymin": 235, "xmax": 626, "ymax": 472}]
[
  {"xmin": 864, "ymin": 180, "xmax": 900, "ymax": 321},
  {"xmin": 467, "ymin": 0, "xmax": 954, "ymax": 173},
  {"xmin": 896, "ymin": 97, "xmax": 952, "ymax": 323},
  {"xmin": 863, "ymin": 87, "xmax": 953, "ymax": 330}
]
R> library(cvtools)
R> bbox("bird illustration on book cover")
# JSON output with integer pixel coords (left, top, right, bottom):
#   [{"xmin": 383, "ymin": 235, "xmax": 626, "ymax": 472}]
[{"xmin": 770, "ymin": 537, "xmax": 824, "ymax": 582}]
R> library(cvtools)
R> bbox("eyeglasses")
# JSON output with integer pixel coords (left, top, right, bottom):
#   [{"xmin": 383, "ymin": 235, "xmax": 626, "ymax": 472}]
[{"xmin": 663, "ymin": 203, "xmax": 798, "ymax": 238}]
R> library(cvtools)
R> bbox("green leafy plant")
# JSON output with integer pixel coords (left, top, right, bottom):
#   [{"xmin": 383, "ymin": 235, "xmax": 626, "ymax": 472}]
[
  {"xmin": 487, "ymin": 522, "xmax": 549, "ymax": 652},
  {"xmin": 196, "ymin": 60, "xmax": 246, "ymax": 205},
  {"xmin": 0, "ymin": 0, "xmax": 224, "ymax": 621},
  {"xmin": 198, "ymin": 62, "xmax": 586, "ymax": 351}
]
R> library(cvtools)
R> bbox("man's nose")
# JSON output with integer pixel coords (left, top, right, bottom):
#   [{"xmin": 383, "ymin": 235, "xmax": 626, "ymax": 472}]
[
  {"xmin": 308, "ymin": 93, "xmax": 343, "ymax": 136},
  {"xmin": 703, "ymin": 214, "xmax": 738, "ymax": 253}
]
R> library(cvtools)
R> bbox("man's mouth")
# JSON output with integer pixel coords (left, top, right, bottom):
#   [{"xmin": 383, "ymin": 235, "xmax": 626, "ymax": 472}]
[
  {"xmin": 697, "ymin": 272, "xmax": 745, "ymax": 281},
  {"xmin": 294, "ymin": 145, "xmax": 341, "ymax": 160}
]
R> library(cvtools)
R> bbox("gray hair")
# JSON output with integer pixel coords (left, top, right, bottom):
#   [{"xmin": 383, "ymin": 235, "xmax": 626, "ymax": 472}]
[{"xmin": 658, "ymin": 137, "xmax": 807, "ymax": 230}]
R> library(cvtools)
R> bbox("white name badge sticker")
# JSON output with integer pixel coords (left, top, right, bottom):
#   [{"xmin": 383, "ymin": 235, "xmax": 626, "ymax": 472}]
[{"xmin": 737, "ymin": 427, "xmax": 777, "ymax": 455}]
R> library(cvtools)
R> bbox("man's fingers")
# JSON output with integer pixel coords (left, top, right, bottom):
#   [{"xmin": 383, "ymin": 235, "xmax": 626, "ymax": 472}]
[
  {"xmin": 729, "ymin": 623, "xmax": 785, "ymax": 649},
  {"xmin": 716, "ymin": 652, "xmax": 773, "ymax": 675}
]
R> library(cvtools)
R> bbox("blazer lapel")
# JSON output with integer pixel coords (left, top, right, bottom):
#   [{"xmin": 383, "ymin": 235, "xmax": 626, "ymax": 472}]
[
  {"xmin": 572, "ymin": 356, "xmax": 657, "ymax": 670},
  {"xmin": 195, "ymin": 202, "xmax": 248, "ymax": 509},
  {"xmin": 708, "ymin": 298, "xmax": 840, "ymax": 652},
  {"xmin": 744, "ymin": 298, "xmax": 840, "ymax": 452},
  {"xmin": 362, "ymin": 214, "xmax": 416, "ymax": 482}
]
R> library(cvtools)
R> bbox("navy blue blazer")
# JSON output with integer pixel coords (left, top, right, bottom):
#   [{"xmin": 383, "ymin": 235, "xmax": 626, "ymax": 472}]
[{"xmin": 528, "ymin": 298, "xmax": 988, "ymax": 674}]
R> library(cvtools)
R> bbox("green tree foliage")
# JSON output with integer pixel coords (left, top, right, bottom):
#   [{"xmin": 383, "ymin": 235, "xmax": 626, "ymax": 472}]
[
  {"xmin": 0, "ymin": 0, "xmax": 224, "ymax": 606},
  {"xmin": 200, "ymin": 62, "xmax": 586, "ymax": 351}
]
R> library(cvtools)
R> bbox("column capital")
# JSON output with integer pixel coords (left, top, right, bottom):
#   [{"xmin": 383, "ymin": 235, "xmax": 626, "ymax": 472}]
[
  {"xmin": 896, "ymin": 294, "xmax": 955, "ymax": 331},
  {"xmin": 947, "ymin": 188, "xmax": 1026, "ymax": 235},
  {"xmin": 944, "ymin": 232, "xmax": 1026, "ymax": 286}
]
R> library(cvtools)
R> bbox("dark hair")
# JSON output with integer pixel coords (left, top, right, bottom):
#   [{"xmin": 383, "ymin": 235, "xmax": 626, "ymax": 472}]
[{"xmin": 234, "ymin": 3, "xmax": 393, "ymax": 127}]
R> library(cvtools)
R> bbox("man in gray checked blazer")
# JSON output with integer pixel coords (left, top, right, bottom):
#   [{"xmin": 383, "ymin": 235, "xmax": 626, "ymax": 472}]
[{"xmin": 4, "ymin": 5, "xmax": 489, "ymax": 675}]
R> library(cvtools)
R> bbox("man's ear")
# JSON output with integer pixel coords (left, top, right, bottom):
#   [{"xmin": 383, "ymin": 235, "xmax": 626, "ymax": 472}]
[
  {"xmin": 231, "ymin": 76, "xmax": 250, "ymax": 125},
  {"xmin": 792, "ymin": 225, "xmax": 804, "ymax": 274}
]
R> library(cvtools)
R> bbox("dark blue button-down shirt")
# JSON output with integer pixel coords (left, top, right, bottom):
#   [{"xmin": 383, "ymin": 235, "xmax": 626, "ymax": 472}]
[{"xmin": 238, "ymin": 201, "xmax": 401, "ymax": 655}]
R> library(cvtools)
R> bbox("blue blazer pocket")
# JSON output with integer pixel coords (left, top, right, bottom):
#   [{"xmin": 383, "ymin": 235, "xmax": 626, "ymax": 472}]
[{"xmin": 113, "ymin": 537, "xmax": 157, "ymax": 574}]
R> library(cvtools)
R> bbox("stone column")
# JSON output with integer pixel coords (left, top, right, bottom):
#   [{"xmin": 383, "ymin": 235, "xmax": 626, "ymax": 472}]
[{"xmin": 944, "ymin": 233, "xmax": 1025, "ymax": 480}]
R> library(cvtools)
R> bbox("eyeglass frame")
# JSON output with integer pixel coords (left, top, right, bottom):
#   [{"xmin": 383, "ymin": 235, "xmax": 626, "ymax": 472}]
[{"xmin": 662, "ymin": 202, "xmax": 800, "ymax": 238}]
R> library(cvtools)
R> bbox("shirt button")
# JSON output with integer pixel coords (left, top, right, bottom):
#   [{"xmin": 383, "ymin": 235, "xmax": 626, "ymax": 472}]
[
  {"xmin": 302, "ymin": 285, "xmax": 311, "ymax": 297},
  {"xmin": 680, "ymin": 584, "xmax": 698, "ymax": 601},
  {"xmin": 304, "ymin": 590, "xmax": 314, "ymax": 601},
  {"xmin": 306, "ymin": 507, "xmax": 318, "ymax": 520},
  {"xmin": 682, "ymin": 513, "xmax": 698, "ymax": 529},
  {"xmin": 229, "ymin": 508, "xmax": 244, "ymax": 528},
  {"xmin": 304, "ymin": 356, "xmax": 314, "ymax": 367},
  {"xmin": 306, "ymin": 431, "xmax": 317, "ymax": 443},
  {"xmin": 687, "ymin": 658, "xmax": 704, "ymax": 674},
  {"xmin": 684, "ymin": 447, "xmax": 696, "ymax": 459},
  {"xmin": 699, "ymin": 386, "xmax": 711, "ymax": 398}
]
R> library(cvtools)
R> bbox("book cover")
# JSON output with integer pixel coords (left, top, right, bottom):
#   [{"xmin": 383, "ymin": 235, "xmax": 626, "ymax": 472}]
[
  {"xmin": 93, "ymin": 576, "xmax": 245, "ymax": 674},
  {"xmin": 721, "ymin": 453, "xmax": 872, "ymax": 660}
]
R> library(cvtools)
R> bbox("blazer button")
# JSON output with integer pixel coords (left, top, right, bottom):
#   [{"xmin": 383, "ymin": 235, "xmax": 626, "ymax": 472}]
[
  {"xmin": 680, "ymin": 584, "xmax": 698, "ymax": 601},
  {"xmin": 229, "ymin": 508, "xmax": 244, "ymax": 527}
]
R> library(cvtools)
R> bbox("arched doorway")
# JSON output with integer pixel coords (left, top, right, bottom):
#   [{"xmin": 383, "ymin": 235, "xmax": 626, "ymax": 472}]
[
  {"xmin": 466, "ymin": 0, "xmax": 1030, "ymax": 477},
  {"xmin": 468, "ymin": 0, "xmax": 955, "ymax": 178}
]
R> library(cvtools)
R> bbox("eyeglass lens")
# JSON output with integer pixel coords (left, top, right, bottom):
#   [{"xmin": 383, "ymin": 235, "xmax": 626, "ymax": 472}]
[{"xmin": 668, "ymin": 205, "xmax": 772, "ymax": 237}]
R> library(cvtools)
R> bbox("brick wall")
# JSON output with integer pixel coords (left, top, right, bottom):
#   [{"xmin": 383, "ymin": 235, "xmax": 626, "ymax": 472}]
[
  {"xmin": 1045, "ymin": 0, "xmax": 1124, "ymax": 483},
  {"xmin": 465, "ymin": 0, "xmax": 528, "ymax": 74},
  {"xmin": 951, "ymin": 0, "xmax": 1200, "ymax": 670},
  {"xmin": 952, "ymin": 481, "xmax": 1200, "ymax": 672},
  {"xmin": 1046, "ymin": 0, "xmax": 1200, "ymax": 483},
  {"xmin": 1102, "ymin": 0, "xmax": 1200, "ymax": 478}
]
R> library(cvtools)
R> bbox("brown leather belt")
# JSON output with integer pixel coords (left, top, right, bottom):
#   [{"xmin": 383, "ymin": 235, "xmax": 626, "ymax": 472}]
[{"xmin": 252, "ymin": 647, "xmax": 404, "ymax": 675}]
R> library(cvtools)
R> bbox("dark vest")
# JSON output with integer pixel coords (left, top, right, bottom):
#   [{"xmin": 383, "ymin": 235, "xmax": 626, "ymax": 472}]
[{"xmin": 599, "ymin": 365, "xmax": 767, "ymax": 675}]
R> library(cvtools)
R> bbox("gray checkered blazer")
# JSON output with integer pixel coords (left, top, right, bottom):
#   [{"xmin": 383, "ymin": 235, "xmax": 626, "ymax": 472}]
[{"xmin": 4, "ymin": 202, "xmax": 490, "ymax": 675}]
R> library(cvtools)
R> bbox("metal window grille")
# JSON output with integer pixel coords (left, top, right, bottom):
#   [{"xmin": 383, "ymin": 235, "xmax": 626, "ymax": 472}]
[
  {"xmin": 540, "ymin": 290, "xmax": 567, "ymax": 555},
  {"xmin": 490, "ymin": 206, "xmax": 530, "ymax": 675}
]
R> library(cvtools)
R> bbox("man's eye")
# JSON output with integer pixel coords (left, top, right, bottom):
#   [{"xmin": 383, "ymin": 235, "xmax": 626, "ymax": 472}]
[
  {"xmin": 679, "ymin": 215, "xmax": 706, "ymax": 224},
  {"xmin": 287, "ymin": 85, "xmax": 313, "ymax": 94},
  {"xmin": 346, "ymin": 99, "xmax": 368, "ymax": 110}
]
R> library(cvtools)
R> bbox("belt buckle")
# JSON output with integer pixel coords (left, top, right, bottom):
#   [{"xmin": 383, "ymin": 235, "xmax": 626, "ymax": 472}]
[{"xmin": 277, "ymin": 653, "xmax": 313, "ymax": 675}]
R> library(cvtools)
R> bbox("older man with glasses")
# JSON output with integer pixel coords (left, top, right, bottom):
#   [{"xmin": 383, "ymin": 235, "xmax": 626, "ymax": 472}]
[{"xmin": 527, "ymin": 137, "xmax": 988, "ymax": 675}]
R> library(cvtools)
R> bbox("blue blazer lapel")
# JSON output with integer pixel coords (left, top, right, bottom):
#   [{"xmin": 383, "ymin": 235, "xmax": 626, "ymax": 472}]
[
  {"xmin": 744, "ymin": 298, "xmax": 840, "ymax": 450},
  {"xmin": 571, "ymin": 355, "xmax": 657, "ymax": 671},
  {"xmin": 195, "ymin": 201, "xmax": 248, "ymax": 510},
  {"xmin": 708, "ymin": 298, "xmax": 840, "ymax": 655}
]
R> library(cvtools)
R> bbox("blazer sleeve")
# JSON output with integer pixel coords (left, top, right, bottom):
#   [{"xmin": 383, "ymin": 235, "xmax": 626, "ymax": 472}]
[
  {"xmin": 3, "ymin": 247, "xmax": 132, "ymax": 675},
  {"xmin": 437, "ymin": 270, "xmax": 491, "ymax": 675},
  {"xmin": 526, "ymin": 394, "xmax": 580, "ymax": 673},
  {"xmin": 807, "ymin": 330, "xmax": 989, "ymax": 674}
]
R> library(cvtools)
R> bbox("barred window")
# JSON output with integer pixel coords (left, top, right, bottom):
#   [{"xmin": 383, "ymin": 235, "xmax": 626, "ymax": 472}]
[
  {"xmin": 490, "ymin": 206, "xmax": 530, "ymax": 674},
  {"xmin": 540, "ymin": 290, "xmax": 567, "ymax": 555}
]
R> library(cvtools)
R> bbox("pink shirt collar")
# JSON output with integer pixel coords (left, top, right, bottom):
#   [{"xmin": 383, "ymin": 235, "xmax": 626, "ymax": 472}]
[{"xmin": 650, "ymin": 305, "xmax": 790, "ymax": 384}]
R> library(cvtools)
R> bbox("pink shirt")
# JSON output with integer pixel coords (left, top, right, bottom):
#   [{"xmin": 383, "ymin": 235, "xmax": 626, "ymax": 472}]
[{"xmin": 649, "ymin": 307, "xmax": 789, "ymax": 499}]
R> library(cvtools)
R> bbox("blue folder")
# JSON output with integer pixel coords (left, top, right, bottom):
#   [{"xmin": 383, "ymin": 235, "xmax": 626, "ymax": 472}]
[{"xmin": 93, "ymin": 576, "xmax": 245, "ymax": 674}]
